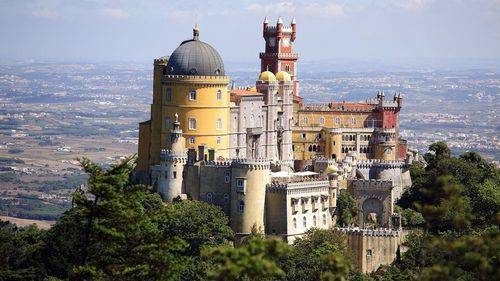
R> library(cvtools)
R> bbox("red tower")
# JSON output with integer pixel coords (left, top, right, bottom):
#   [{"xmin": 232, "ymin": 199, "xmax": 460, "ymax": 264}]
[{"xmin": 260, "ymin": 16, "xmax": 300, "ymax": 97}]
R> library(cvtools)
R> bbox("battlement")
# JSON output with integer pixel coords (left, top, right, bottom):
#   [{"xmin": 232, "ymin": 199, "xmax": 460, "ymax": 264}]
[
  {"xmin": 154, "ymin": 56, "xmax": 169, "ymax": 64},
  {"xmin": 202, "ymin": 160, "xmax": 232, "ymax": 168},
  {"xmin": 159, "ymin": 149, "xmax": 187, "ymax": 162},
  {"xmin": 350, "ymin": 179, "xmax": 393, "ymax": 189},
  {"xmin": 356, "ymin": 160, "xmax": 407, "ymax": 169},
  {"xmin": 231, "ymin": 158, "xmax": 271, "ymax": 170},
  {"xmin": 162, "ymin": 75, "xmax": 229, "ymax": 85},
  {"xmin": 259, "ymin": 52, "xmax": 299, "ymax": 59},
  {"xmin": 336, "ymin": 227, "xmax": 400, "ymax": 237},
  {"xmin": 268, "ymin": 179, "xmax": 329, "ymax": 191},
  {"xmin": 300, "ymin": 103, "xmax": 375, "ymax": 113}
]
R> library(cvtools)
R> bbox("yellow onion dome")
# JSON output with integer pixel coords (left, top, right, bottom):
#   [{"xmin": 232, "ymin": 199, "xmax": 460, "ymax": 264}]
[
  {"xmin": 258, "ymin": 71, "xmax": 276, "ymax": 82},
  {"xmin": 327, "ymin": 165, "xmax": 339, "ymax": 174},
  {"xmin": 275, "ymin": 71, "xmax": 291, "ymax": 82}
]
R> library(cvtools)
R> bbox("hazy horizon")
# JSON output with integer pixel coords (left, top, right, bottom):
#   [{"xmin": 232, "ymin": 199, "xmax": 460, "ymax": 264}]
[{"xmin": 1, "ymin": 0, "xmax": 500, "ymax": 64}]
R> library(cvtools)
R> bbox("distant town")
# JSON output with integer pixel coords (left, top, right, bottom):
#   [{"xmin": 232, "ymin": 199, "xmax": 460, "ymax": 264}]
[{"xmin": 0, "ymin": 62, "xmax": 498, "ymax": 221}]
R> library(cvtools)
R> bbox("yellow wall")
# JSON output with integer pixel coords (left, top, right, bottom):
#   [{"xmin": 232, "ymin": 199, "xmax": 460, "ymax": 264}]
[{"xmin": 162, "ymin": 75, "xmax": 230, "ymax": 159}]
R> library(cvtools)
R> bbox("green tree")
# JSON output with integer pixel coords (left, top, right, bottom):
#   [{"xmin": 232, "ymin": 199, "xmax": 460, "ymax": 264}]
[
  {"xmin": 279, "ymin": 229, "xmax": 355, "ymax": 281},
  {"xmin": 336, "ymin": 190, "xmax": 358, "ymax": 227},
  {"xmin": 203, "ymin": 237, "xmax": 290, "ymax": 281}
]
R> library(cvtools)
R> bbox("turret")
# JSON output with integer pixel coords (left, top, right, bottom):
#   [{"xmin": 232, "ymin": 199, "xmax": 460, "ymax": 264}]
[
  {"xmin": 291, "ymin": 17, "xmax": 296, "ymax": 41},
  {"xmin": 152, "ymin": 113, "xmax": 187, "ymax": 201},
  {"xmin": 263, "ymin": 16, "xmax": 268, "ymax": 35}
]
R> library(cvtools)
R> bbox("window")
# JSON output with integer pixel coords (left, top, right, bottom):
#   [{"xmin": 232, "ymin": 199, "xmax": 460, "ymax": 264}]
[
  {"xmin": 238, "ymin": 200, "xmax": 244, "ymax": 213},
  {"xmin": 285, "ymin": 65, "xmax": 290, "ymax": 72},
  {"xmin": 293, "ymin": 218, "xmax": 297, "ymax": 229},
  {"xmin": 302, "ymin": 217, "xmax": 307, "ymax": 227},
  {"xmin": 224, "ymin": 171, "xmax": 230, "ymax": 183},
  {"xmin": 166, "ymin": 88, "xmax": 172, "ymax": 101},
  {"xmin": 335, "ymin": 117, "xmax": 341, "ymax": 125},
  {"xmin": 322, "ymin": 214, "xmax": 327, "ymax": 225},
  {"xmin": 165, "ymin": 117, "xmax": 171, "ymax": 129},
  {"xmin": 313, "ymin": 215, "xmax": 317, "ymax": 227},
  {"xmin": 189, "ymin": 137, "xmax": 195, "ymax": 144},
  {"xmin": 217, "ymin": 137, "xmax": 221, "ymax": 144},
  {"xmin": 189, "ymin": 90, "xmax": 196, "ymax": 100},
  {"xmin": 351, "ymin": 117, "xmax": 356, "ymax": 125},
  {"xmin": 206, "ymin": 192, "xmax": 213, "ymax": 203},
  {"xmin": 302, "ymin": 133, "xmax": 306, "ymax": 139},
  {"xmin": 216, "ymin": 118, "xmax": 222, "ymax": 130},
  {"xmin": 366, "ymin": 249, "xmax": 373, "ymax": 257},
  {"xmin": 188, "ymin": 118, "xmax": 197, "ymax": 130},
  {"xmin": 216, "ymin": 89, "xmax": 222, "ymax": 100},
  {"xmin": 223, "ymin": 193, "xmax": 229, "ymax": 204},
  {"xmin": 303, "ymin": 117, "xmax": 308, "ymax": 125},
  {"xmin": 236, "ymin": 179, "xmax": 245, "ymax": 192},
  {"xmin": 172, "ymin": 171, "xmax": 177, "ymax": 179},
  {"xmin": 319, "ymin": 117, "xmax": 325, "ymax": 125}
]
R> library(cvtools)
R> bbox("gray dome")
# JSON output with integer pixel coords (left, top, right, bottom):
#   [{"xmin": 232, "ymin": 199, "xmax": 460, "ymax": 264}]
[{"xmin": 165, "ymin": 29, "xmax": 225, "ymax": 76}]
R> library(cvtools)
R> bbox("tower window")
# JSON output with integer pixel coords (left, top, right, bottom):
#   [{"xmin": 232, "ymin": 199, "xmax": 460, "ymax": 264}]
[
  {"xmin": 206, "ymin": 192, "xmax": 213, "ymax": 203},
  {"xmin": 302, "ymin": 133, "xmax": 306, "ymax": 139},
  {"xmin": 335, "ymin": 117, "xmax": 341, "ymax": 125},
  {"xmin": 323, "ymin": 214, "xmax": 327, "ymax": 225},
  {"xmin": 188, "ymin": 118, "xmax": 197, "ymax": 130},
  {"xmin": 166, "ymin": 88, "xmax": 172, "ymax": 101},
  {"xmin": 319, "ymin": 117, "xmax": 325, "ymax": 125},
  {"xmin": 303, "ymin": 217, "xmax": 307, "ymax": 228},
  {"xmin": 313, "ymin": 215, "xmax": 317, "ymax": 227},
  {"xmin": 351, "ymin": 117, "xmax": 356, "ymax": 125},
  {"xmin": 224, "ymin": 171, "xmax": 230, "ymax": 183},
  {"xmin": 216, "ymin": 89, "xmax": 222, "ymax": 101},
  {"xmin": 189, "ymin": 137, "xmax": 195, "ymax": 144},
  {"xmin": 189, "ymin": 90, "xmax": 197, "ymax": 100},
  {"xmin": 236, "ymin": 179, "xmax": 245, "ymax": 193},
  {"xmin": 293, "ymin": 218, "xmax": 297, "ymax": 229},
  {"xmin": 285, "ymin": 65, "xmax": 290, "ymax": 72},
  {"xmin": 216, "ymin": 118, "xmax": 222, "ymax": 130},
  {"xmin": 172, "ymin": 171, "xmax": 177, "ymax": 179},
  {"xmin": 223, "ymin": 193, "xmax": 229, "ymax": 204},
  {"xmin": 238, "ymin": 200, "xmax": 244, "ymax": 213},
  {"xmin": 217, "ymin": 137, "xmax": 221, "ymax": 144},
  {"xmin": 303, "ymin": 117, "xmax": 308, "ymax": 125}
]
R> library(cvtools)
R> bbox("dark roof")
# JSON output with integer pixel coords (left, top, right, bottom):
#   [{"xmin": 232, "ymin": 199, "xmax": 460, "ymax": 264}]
[{"xmin": 165, "ymin": 33, "xmax": 225, "ymax": 76}]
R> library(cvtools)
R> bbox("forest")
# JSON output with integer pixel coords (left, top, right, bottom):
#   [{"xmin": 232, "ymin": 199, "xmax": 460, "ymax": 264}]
[{"xmin": 0, "ymin": 142, "xmax": 498, "ymax": 281}]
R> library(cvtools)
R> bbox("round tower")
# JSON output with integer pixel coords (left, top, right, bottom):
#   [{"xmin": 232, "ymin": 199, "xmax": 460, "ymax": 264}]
[
  {"xmin": 156, "ymin": 114, "xmax": 187, "ymax": 201},
  {"xmin": 230, "ymin": 159, "xmax": 271, "ymax": 235}
]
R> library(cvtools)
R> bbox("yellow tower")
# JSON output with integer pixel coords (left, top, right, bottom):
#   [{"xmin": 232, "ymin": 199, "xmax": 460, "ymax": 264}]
[{"xmin": 137, "ymin": 25, "xmax": 231, "ymax": 176}]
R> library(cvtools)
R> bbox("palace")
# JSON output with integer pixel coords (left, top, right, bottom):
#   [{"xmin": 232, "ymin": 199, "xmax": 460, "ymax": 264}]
[{"xmin": 133, "ymin": 18, "xmax": 416, "ymax": 273}]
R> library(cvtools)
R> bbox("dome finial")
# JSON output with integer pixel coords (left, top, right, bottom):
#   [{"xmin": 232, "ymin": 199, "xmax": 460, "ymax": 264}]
[{"xmin": 193, "ymin": 23, "xmax": 200, "ymax": 40}]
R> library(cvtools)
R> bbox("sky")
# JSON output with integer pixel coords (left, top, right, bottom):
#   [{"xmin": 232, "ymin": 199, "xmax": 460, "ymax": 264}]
[{"xmin": 1, "ymin": 0, "xmax": 500, "ymax": 66}]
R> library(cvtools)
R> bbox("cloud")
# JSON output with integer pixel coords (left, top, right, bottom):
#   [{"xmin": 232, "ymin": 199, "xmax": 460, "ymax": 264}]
[
  {"xmin": 166, "ymin": 10, "xmax": 193, "ymax": 23},
  {"xmin": 101, "ymin": 8, "xmax": 129, "ymax": 20},
  {"xmin": 246, "ymin": 1, "xmax": 343, "ymax": 18},
  {"xmin": 32, "ymin": 9, "xmax": 59, "ymax": 19},
  {"xmin": 396, "ymin": 0, "xmax": 432, "ymax": 12}
]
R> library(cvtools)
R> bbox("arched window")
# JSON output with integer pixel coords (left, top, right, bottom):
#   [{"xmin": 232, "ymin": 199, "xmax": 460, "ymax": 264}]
[
  {"xmin": 302, "ymin": 216, "xmax": 307, "ymax": 228},
  {"xmin": 223, "ymin": 193, "xmax": 229, "ymax": 204},
  {"xmin": 188, "ymin": 118, "xmax": 197, "ymax": 130},
  {"xmin": 216, "ymin": 89, "xmax": 222, "ymax": 101},
  {"xmin": 323, "ymin": 214, "xmax": 327, "ymax": 225},
  {"xmin": 303, "ymin": 117, "xmax": 308, "ymax": 125},
  {"xmin": 312, "ymin": 145, "xmax": 316, "ymax": 152},
  {"xmin": 216, "ymin": 118, "xmax": 222, "ymax": 130},
  {"xmin": 313, "ymin": 215, "xmax": 317, "ymax": 227},
  {"xmin": 189, "ymin": 89, "xmax": 197, "ymax": 100},
  {"xmin": 206, "ymin": 192, "xmax": 213, "ymax": 203},
  {"xmin": 293, "ymin": 218, "xmax": 297, "ymax": 229},
  {"xmin": 319, "ymin": 117, "xmax": 325, "ymax": 125},
  {"xmin": 335, "ymin": 117, "xmax": 341, "ymax": 125},
  {"xmin": 285, "ymin": 65, "xmax": 290, "ymax": 72},
  {"xmin": 238, "ymin": 200, "xmax": 244, "ymax": 213},
  {"xmin": 308, "ymin": 145, "xmax": 312, "ymax": 152}
]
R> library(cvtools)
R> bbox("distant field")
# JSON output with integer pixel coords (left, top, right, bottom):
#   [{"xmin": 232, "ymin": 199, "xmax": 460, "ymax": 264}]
[{"xmin": 0, "ymin": 215, "xmax": 55, "ymax": 229}]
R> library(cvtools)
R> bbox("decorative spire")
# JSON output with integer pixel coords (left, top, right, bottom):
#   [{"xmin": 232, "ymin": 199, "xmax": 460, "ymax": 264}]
[
  {"xmin": 193, "ymin": 23, "xmax": 200, "ymax": 40},
  {"xmin": 291, "ymin": 16, "xmax": 296, "ymax": 24},
  {"xmin": 264, "ymin": 16, "xmax": 269, "ymax": 24},
  {"xmin": 277, "ymin": 16, "xmax": 283, "ymax": 24}
]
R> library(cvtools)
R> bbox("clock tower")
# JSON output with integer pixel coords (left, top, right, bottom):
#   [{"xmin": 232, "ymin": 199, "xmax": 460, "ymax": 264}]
[{"xmin": 260, "ymin": 16, "xmax": 300, "ymax": 97}]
